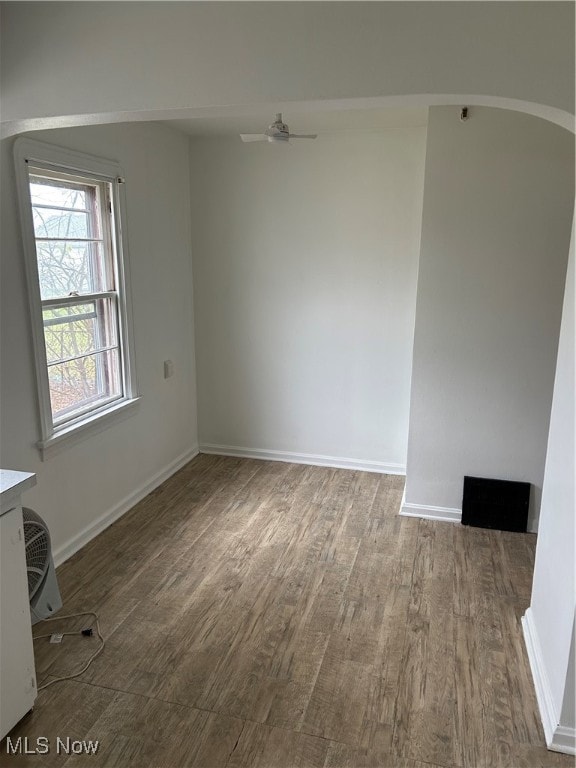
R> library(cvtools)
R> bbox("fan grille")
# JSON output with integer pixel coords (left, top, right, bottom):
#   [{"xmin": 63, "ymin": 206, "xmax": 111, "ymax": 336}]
[{"xmin": 23, "ymin": 508, "xmax": 50, "ymax": 598}]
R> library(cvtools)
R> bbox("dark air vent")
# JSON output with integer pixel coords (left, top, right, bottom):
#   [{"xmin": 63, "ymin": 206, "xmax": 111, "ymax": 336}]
[{"xmin": 462, "ymin": 476, "xmax": 530, "ymax": 532}]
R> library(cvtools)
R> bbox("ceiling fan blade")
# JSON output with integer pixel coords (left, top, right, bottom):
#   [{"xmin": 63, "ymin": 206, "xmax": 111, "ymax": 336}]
[
  {"xmin": 240, "ymin": 133, "xmax": 267, "ymax": 142},
  {"xmin": 289, "ymin": 134, "xmax": 318, "ymax": 140}
]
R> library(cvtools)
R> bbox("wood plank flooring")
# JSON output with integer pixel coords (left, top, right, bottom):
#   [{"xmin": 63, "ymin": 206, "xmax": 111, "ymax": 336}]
[{"xmin": 2, "ymin": 455, "xmax": 573, "ymax": 768}]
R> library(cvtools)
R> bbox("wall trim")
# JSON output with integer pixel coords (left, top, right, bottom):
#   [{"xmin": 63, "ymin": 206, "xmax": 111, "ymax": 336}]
[
  {"xmin": 53, "ymin": 445, "xmax": 199, "ymax": 567},
  {"xmin": 522, "ymin": 608, "xmax": 576, "ymax": 755},
  {"xmin": 399, "ymin": 488, "xmax": 461, "ymax": 523},
  {"xmin": 199, "ymin": 443, "xmax": 406, "ymax": 476},
  {"xmin": 521, "ymin": 608, "xmax": 561, "ymax": 750},
  {"xmin": 551, "ymin": 726, "xmax": 576, "ymax": 756}
]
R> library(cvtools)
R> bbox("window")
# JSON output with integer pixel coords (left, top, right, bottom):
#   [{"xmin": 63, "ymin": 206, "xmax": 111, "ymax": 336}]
[{"xmin": 14, "ymin": 139, "xmax": 138, "ymax": 456}]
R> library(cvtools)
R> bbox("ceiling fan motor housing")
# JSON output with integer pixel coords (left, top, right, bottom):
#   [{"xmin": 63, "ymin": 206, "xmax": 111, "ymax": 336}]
[{"xmin": 267, "ymin": 115, "xmax": 290, "ymax": 142}]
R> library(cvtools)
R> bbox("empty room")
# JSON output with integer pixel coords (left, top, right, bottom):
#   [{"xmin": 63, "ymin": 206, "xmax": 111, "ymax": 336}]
[{"xmin": 0, "ymin": 3, "xmax": 574, "ymax": 768}]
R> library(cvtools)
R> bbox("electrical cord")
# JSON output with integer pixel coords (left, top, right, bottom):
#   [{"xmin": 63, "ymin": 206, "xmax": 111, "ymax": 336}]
[
  {"xmin": 32, "ymin": 629, "xmax": 93, "ymax": 640},
  {"xmin": 32, "ymin": 611, "xmax": 105, "ymax": 691}
]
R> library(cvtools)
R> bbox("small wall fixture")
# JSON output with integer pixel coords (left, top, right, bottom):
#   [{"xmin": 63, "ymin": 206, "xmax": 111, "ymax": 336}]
[{"xmin": 460, "ymin": 107, "xmax": 469, "ymax": 122}]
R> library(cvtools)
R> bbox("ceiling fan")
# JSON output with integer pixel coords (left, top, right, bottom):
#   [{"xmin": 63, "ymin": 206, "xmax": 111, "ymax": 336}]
[{"xmin": 240, "ymin": 114, "xmax": 317, "ymax": 143}]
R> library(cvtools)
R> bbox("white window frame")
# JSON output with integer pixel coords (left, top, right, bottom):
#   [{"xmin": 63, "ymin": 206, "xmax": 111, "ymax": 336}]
[{"xmin": 14, "ymin": 138, "xmax": 139, "ymax": 459}]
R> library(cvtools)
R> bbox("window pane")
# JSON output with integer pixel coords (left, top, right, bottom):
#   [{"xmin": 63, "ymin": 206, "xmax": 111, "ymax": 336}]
[
  {"xmin": 49, "ymin": 348, "xmax": 122, "ymax": 422},
  {"xmin": 29, "ymin": 180, "xmax": 88, "ymax": 210},
  {"xmin": 43, "ymin": 300, "xmax": 118, "ymax": 365},
  {"xmin": 22, "ymin": 150, "xmax": 133, "ymax": 437},
  {"xmin": 36, "ymin": 241, "xmax": 107, "ymax": 298},
  {"xmin": 33, "ymin": 208, "xmax": 92, "ymax": 239}
]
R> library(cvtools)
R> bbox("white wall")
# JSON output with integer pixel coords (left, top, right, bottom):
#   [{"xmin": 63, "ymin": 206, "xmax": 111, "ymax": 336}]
[
  {"xmin": 1, "ymin": 3, "xmax": 573, "ymax": 135},
  {"xmin": 0, "ymin": 122, "xmax": 198, "ymax": 561},
  {"xmin": 403, "ymin": 107, "xmax": 574, "ymax": 530},
  {"xmin": 190, "ymin": 129, "xmax": 427, "ymax": 470},
  {"xmin": 527, "ymin": 212, "xmax": 575, "ymax": 742}
]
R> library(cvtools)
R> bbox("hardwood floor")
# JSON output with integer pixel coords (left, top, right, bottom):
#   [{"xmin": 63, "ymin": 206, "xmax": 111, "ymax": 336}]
[{"xmin": 3, "ymin": 455, "xmax": 573, "ymax": 768}]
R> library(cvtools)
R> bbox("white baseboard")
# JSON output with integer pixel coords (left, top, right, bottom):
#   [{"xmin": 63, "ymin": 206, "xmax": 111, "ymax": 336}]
[
  {"xmin": 53, "ymin": 445, "xmax": 199, "ymax": 567},
  {"xmin": 521, "ymin": 608, "xmax": 575, "ymax": 755},
  {"xmin": 199, "ymin": 443, "xmax": 405, "ymax": 475},
  {"xmin": 551, "ymin": 726, "xmax": 576, "ymax": 756},
  {"xmin": 399, "ymin": 488, "xmax": 461, "ymax": 523},
  {"xmin": 522, "ymin": 608, "xmax": 558, "ymax": 746}
]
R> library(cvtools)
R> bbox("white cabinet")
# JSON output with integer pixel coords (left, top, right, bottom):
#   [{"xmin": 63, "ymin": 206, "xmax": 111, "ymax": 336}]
[{"xmin": 0, "ymin": 470, "xmax": 37, "ymax": 740}]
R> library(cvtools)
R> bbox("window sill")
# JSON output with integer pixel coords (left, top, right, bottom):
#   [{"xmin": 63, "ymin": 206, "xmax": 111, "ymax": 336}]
[{"xmin": 37, "ymin": 397, "xmax": 141, "ymax": 461}]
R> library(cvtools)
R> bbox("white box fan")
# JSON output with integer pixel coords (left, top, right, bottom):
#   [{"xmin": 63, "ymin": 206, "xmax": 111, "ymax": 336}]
[{"xmin": 22, "ymin": 508, "xmax": 62, "ymax": 624}]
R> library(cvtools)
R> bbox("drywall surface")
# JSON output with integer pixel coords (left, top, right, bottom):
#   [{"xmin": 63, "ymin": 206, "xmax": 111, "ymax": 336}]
[
  {"xmin": 404, "ymin": 107, "xmax": 574, "ymax": 529},
  {"xmin": 0, "ymin": 122, "xmax": 198, "ymax": 558},
  {"xmin": 190, "ymin": 129, "xmax": 426, "ymax": 468},
  {"xmin": 530, "ymin": 213, "xmax": 575, "ymax": 726},
  {"xmin": 1, "ymin": 3, "xmax": 574, "ymax": 134}
]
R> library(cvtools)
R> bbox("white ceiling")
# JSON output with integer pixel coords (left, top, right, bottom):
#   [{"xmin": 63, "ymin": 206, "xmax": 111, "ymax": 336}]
[{"xmin": 163, "ymin": 106, "xmax": 428, "ymax": 138}]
